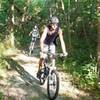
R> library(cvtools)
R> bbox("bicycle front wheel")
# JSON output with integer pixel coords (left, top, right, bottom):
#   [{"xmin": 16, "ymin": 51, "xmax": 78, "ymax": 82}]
[{"xmin": 47, "ymin": 70, "xmax": 59, "ymax": 100}]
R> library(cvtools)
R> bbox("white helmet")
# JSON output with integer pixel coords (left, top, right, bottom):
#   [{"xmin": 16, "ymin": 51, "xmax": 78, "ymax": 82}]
[
  {"xmin": 51, "ymin": 16, "xmax": 59, "ymax": 24},
  {"xmin": 34, "ymin": 25, "xmax": 38, "ymax": 29}
]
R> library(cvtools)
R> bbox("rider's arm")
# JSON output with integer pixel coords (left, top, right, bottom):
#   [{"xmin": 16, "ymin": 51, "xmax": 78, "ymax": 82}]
[
  {"xmin": 29, "ymin": 30, "xmax": 32, "ymax": 36},
  {"xmin": 58, "ymin": 28, "xmax": 68, "ymax": 56},
  {"xmin": 40, "ymin": 26, "xmax": 48, "ymax": 51}
]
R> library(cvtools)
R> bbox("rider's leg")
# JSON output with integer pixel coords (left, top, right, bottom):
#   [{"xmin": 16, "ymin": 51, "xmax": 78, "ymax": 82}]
[
  {"xmin": 29, "ymin": 37, "xmax": 36, "ymax": 55},
  {"xmin": 37, "ymin": 44, "xmax": 48, "ymax": 77},
  {"xmin": 38, "ymin": 58, "xmax": 44, "ymax": 72},
  {"xmin": 38, "ymin": 45, "xmax": 48, "ymax": 70},
  {"xmin": 29, "ymin": 42, "xmax": 33, "ymax": 55},
  {"xmin": 37, "ymin": 57, "xmax": 45, "ymax": 78},
  {"xmin": 31, "ymin": 37, "xmax": 36, "ymax": 51},
  {"xmin": 31, "ymin": 42, "xmax": 35, "ymax": 51},
  {"xmin": 50, "ymin": 44, "xmax": 56, "ymax": 70}
]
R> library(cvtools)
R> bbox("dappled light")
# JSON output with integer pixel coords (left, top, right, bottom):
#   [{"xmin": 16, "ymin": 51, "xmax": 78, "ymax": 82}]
[
  {"xmin": 0, "ymin": 52, "xmax": 94, "ymax": 100},
  {"xmin": 0, "ymin": 0, "xmax": 99, "ymax": 100}
]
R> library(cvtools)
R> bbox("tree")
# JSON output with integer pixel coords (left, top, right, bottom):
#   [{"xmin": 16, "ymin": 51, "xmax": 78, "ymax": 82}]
[
  {"xmin": 97, "ymin": 0, "xmax": 100, "ymax": 82},
  {"xmin": 7, "ymin": 0, "xmax": 15, "ymax": 48}
]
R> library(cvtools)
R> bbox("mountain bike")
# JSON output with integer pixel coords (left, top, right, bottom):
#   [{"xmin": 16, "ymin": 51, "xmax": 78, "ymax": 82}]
[
  {"xmin": 29, "ymin": 25, "xmax": 40, "ymax": 56},
  {"xmin": 29, "ymin": 37, "xmax": 37, "ymax": 56},
  {"xmin": 37, "ymin": 49, "xmax": 66, "ymax": 100}
]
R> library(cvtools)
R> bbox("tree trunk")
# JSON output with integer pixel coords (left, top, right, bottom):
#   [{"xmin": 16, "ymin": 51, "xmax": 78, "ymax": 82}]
[
  {"xmin": 97, "ymin": 1, "xmax": 100, "ymax": 82},
  {"xmin": 21, "ymin": 0, "xmax": 31, "ymax": 22},
  {"xmin": 7, "ymin": 0, "xmax": 15, "ymax": 48},
  {"xmin": 60, "ymin": 0, "xmax": 72, "ymax": 53},
  {"xmin": 0, "ymin": 0, "xmax": 2, "ymax": 9}
]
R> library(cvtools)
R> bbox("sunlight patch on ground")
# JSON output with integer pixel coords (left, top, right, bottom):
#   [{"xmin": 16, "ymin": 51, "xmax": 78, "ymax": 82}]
[
  {"xmin": 0, "ymin": 52, "xmax": 93, "ymax": 100},
  {"xmin": 12, "ymin": 54, "xmax": 39, "ymax": 63},
  {"xmin": 3, "ymin": 48, "xmax": 21, "ymax": 56},
  {"xmin": 12, "ymin": 53, "xmax": 91, "ymax": 100},
  {"xmin": 20, "ymin": 63, "xmax": 38, "ymax": 78}
]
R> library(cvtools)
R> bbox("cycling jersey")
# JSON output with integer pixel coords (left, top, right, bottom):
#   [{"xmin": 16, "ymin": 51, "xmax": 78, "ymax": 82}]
[
  {"xmin": 44, "ymin": 26, "xmax": 59, "ymax": 45},
  {"xmin": 32, "ymin": 28, "xmax": 39, "ymax": 38}
]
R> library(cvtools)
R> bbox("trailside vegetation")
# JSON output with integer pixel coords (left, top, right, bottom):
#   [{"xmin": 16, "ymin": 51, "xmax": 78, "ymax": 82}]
[{"xmin": 0, "ymin": 0, "xmax": 99, "ymax": 92}]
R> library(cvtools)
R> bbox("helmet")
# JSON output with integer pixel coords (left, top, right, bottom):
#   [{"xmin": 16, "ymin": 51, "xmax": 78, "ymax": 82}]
[
  {"xmin": 34, "ymin": 25, "xmax": 38, "ymax": 29},
  {"xmin": 51, "ymin": 16, "xmax": 59, "ymax": 24}
]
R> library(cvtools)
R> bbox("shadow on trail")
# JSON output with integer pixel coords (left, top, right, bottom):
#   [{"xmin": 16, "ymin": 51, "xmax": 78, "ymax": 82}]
[
  {"xmin": 5, "ymin": 58, "xmax": 48, "ymax": 99},
  {"xmin": 5, "ymin": 58, "xmax": 94, "ymax": 100},
  {"xmin": 2, "ymin": 47, "xmax": 95, "ymax": 100},
  {"xmin": 6, "ymin": 58, "xmax": 73, "ymax": 100},
  {"xmin": 6, "ymin": 58, "xmax": 38, "ymax": 84}
]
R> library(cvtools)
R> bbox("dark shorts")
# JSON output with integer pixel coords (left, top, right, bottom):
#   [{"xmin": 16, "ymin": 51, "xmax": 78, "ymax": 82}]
[{"xmin": 32, "ymin": 37, "xmax": 37, "ymax": 42}]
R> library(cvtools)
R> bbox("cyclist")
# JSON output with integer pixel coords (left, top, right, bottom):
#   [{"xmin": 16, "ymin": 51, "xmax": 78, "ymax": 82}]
[
  {"xmin": 29, "ymin": 25, "xmax": 40, "ymax": 55},
  {"xmin": 37, "ymin": 16, "xmax": 68, "ymax": 78}
]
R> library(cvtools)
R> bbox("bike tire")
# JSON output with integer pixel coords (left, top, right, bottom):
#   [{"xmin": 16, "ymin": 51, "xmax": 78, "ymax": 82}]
[
  {"xmin": 39, "ymin": 72, "xmax": 46, "ymax": 85},
  {"xmin": 47, "ymin": 70, "xmax": 59, "ymax": 100}
]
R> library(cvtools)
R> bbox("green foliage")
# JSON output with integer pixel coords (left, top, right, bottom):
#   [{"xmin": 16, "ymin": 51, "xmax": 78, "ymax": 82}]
[
  {"xmin": 59, "ymin": 57, "xmax": 97, "ymax": 90},
  {"xmin": 0, "ymin": 0, "xmax": 98, "ymax": 90},
  {"xmin": 0, "ymin": 42, "xmax": 8, "ymax": 69},
  {"xmin": 0, "ymin": 92, "xmax": 3, "ymax": 100}
]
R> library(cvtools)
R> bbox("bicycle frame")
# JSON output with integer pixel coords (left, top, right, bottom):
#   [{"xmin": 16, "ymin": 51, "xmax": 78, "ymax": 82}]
[
  {"xmin": 29, "ymin": 37, "xmax": 39, "ymax": 56},
  {"xmin": 38, "ymin": 50, "xmax": 66, "ymax": 99},
  {"xmin": 43, "ymin": 51, "xmax": 60, "ymax": 100}
]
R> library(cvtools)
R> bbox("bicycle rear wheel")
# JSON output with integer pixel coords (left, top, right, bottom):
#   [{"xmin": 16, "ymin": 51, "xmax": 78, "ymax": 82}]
[{"xmin": 47, "ymin": 70, "xmax": 59, "ymax": 100}]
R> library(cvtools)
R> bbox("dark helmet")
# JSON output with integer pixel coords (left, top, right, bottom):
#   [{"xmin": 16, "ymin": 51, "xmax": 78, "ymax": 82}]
[{"xmin": 51, "ymin": 16, "xmax": 59, "ymax": 24}]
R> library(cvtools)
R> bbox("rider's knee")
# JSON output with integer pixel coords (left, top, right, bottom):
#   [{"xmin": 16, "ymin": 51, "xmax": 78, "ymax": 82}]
[{"xmin": 51, "ymin": 54, "xmax": 56, "ymax": 59}]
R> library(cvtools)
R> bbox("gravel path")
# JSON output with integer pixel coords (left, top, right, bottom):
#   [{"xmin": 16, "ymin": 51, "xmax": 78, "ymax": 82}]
[{"xmin": 0, "ymin": 49, "xmax": 93, "ymax": 100}]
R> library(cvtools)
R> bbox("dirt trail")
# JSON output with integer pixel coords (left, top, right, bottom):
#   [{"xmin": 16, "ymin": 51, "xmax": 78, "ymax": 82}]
[{"xmin": 0, "ymin": 49, "xmax": 93, "ymax": 100}]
